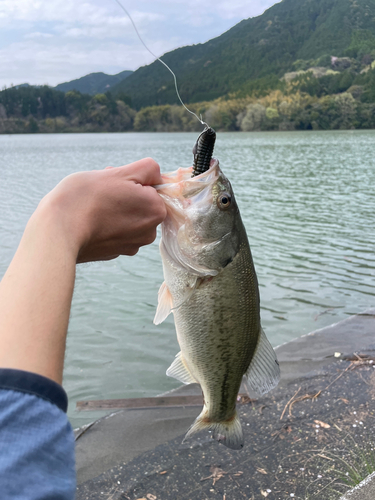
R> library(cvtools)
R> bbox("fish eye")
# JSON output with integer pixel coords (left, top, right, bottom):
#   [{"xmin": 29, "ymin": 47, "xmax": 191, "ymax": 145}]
[{"xmin": 217, "ymin": 192, "xmax": 232, "ymax": 210}]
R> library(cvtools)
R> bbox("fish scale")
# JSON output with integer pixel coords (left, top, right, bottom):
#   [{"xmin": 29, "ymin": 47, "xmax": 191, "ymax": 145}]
[{"xmin": 173, "ymin": 236, "xmax": 260, "ymax": 422}]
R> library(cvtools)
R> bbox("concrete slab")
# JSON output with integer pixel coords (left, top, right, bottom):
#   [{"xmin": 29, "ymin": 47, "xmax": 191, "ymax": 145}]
[
  {"xmin": 74, "ymin": 309, "xmax": 375, "ymax": 498},
  {"xmin": 76, "ymin": 406, "xmax": 201, "ymax": 484},
  {"xmin": 340, "ymin": 472, "xmax": 375, "ymax": 500},
  {"xmin": 275, "ymin": 309, "xmax": 375, "ymax": 383}
]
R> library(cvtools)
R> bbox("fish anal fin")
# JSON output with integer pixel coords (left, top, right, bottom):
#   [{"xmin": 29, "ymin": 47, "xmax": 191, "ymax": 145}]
[
  {"xmin": 166, "ymin": 352, "xmax": 197, "ymax": 385},
  {"xmin": 153, "ymin": 282, "xmax": 173, "ymax": 325},
  {"xmin": 244, "ymin": 327, "xmax": 280, "ymax": 397}
]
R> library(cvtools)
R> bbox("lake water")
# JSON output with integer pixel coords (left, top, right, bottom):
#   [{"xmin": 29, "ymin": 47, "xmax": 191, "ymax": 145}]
[{"xmin": 0, "ymin": 130, "xmax": 374, "ymax": 429}]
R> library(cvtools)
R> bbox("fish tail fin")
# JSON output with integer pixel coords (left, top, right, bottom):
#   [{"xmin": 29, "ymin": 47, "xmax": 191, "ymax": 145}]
[{"xmin": 183, "ymin": 407, "xmax": 244, "ymax": 450}]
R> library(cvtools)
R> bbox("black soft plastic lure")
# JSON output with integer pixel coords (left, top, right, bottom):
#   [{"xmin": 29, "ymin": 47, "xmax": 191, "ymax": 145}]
[{"xmin": 192, "ymin": 126, "xmax": 216, "ymax": 177}]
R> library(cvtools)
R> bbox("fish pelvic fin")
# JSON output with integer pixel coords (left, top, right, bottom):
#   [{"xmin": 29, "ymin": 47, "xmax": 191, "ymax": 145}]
[
  {"xmin": 244, "ymin": 327, "xmax": 280, "ymax": 396},
  {"xmin": 183, "ymin": 408, "xmax": 244, "ymax": 450},
  {"xmin": 166, "ymin": 352, "xmax": 197, "ymax": 385},
  {"xmin": 153, "ymin": 282, "xmax": 173, "ymax": 325}
]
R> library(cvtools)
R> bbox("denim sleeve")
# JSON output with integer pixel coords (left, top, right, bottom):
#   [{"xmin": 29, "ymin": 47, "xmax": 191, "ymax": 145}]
[{"xmin": 0, "ymin": 369, "xmax": 76, "ymax": 500}]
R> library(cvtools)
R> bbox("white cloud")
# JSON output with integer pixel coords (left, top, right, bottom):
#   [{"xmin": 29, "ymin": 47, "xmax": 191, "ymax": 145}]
[
  {"xmin": 53, "ymin": 11, "xmax": 163, "ymax": 41},
  {"xmin": 0, "ymin": 0, "xmax": 162, "ymax": 28},
  {"xmin": 25, "ymin": 31, "xmax": 53, "ymax": 39},
  {"xmin": 134, "ymin": 0, "xmax": 279, "ymax": 21},
  {"xmin": 214, "ymin": 0, "xmax": 279, "ymax": 19},
  {"xmin": 0, "ymin": 0, "xmax": 108, "ymax": 24},
  {"xmin": 0, "ymin": 0, "xmax": 281, "ymax": 87},
  {"xmin": 0, "ymin": 36, "xmax": 181, "ymax": 86}
]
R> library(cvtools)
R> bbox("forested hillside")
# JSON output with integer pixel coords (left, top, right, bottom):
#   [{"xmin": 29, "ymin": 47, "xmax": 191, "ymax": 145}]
[
  {"xmin": 54, "ymin": 70, "xmax": 132, "ymax": 96},
  {"xmin": 0, "ymin": 86, "xmax": 135, "ymax": 133},
  {"xmin": 1, "ymin": 0, "xmax": 375, "ymax": 133},
  {"xmin": 112, "ymin": 0, "xmax": 375, "ymax": 108}
]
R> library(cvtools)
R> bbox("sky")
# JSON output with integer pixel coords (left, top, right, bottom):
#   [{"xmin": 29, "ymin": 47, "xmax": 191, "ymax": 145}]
[{"xmin": 0, "ymin": 0, "xmax": 280, "ymax": 88}]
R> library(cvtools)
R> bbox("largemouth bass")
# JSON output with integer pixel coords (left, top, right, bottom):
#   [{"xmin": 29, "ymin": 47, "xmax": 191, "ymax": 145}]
[{"xmin": 154, "ymin": 129, "xmax": 280, "ymax": 449}]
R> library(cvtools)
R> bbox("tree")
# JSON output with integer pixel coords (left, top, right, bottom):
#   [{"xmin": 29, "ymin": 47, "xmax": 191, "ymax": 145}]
[
  {"xmin": 334, "ymin": 93, "xmax": 357, "ymax": 129},
  {"xmin": 238, "ymin": 103, "xmax": 266, "ymax": 131}
]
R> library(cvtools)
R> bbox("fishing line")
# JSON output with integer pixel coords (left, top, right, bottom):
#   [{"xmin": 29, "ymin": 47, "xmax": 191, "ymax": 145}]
[{"xmin": 112, "ymin": 0, "xmax": 207, "ymax": 127}]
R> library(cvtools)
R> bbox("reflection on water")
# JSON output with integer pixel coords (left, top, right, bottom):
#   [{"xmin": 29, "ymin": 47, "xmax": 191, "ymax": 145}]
[{"xmin": 0, "ymin": 131, "xmax": 374, "ymax": 428}]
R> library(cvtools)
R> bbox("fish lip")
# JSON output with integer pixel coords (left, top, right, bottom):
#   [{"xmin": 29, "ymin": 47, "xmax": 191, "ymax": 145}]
[{"xmin": 154, "ymin": 158, "xmax": 219, "ymax": 191}]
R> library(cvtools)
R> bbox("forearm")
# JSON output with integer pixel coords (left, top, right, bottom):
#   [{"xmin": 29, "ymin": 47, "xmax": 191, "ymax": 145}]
[
  {"xmin": 0, "ymin": 159, "xmax": 166, "ymax": 386},
  {"xmin": 0, "ymin": 204, "xmax": 77, "ymax": 384}
]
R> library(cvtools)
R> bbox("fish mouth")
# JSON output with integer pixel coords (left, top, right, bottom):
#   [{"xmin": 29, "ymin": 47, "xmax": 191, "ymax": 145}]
[
  {"xmin": 192, "ymin": 126, "xmax": 216, "ymax": 177},
  {"xmin": 155, "ymin": 158, "xmax": 219, "ymax": 191},
  {"xmin": 155, "ymin": 158, "xmax": 222, "ymax": 231}
]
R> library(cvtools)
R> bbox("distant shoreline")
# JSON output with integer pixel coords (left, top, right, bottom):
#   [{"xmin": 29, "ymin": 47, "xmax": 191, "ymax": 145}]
[
  {"xmin": 2, "ymin": 86, "xmax": 375, "ymax": 135},
  {"xmin": 1, "ymin": 126, "xmax": 375, "ymax": 135}
]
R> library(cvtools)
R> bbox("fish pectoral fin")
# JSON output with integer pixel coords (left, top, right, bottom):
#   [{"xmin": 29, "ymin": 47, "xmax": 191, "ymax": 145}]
[
  {"xmin": 153, "ymin": 282, "xmax": 173, "ymax": 325},
  {"xmin": 154, "ymin": 280, "xmax": 198, "ymax": 325},
  {"xmin": 166, "ymin": 352, "xmax": 198, "ymax": 385},
  {"xmin": 244, "ymin": 327, "xmax": 280, "ymax": 397},
  {"xmin": 171, "ymin": 278, "xmax": 199, "ymax": 312}
]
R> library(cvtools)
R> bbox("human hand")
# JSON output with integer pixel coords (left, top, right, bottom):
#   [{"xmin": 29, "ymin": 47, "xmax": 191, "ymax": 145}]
[
  {"xmin": 35, "ymin": 158, "xmax": 167, "ymax": 263},
  {"xmin": 0, "ymin": 158, "xmax": 166, "ymax": 382}
]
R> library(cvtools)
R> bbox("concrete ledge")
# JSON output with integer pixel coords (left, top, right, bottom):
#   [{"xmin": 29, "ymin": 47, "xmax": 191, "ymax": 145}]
[
  {"xmin": 275, "ymin": 309, "xmax": 375, "ymax": 383},
  {"xmin": 340, "ymin": 471, "xmax": 375, "ymax": 500},
  {"xmin": 75, "ymin": 309, "xmax": 375, "ymax": 498}
]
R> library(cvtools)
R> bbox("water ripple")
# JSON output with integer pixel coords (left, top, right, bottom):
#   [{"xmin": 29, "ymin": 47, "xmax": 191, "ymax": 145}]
[{"xmin": 1, "ymin": 130, "xmax": 374, "ymax": 427}]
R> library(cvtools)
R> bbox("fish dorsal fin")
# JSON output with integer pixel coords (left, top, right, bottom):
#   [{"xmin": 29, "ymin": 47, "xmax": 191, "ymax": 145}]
[
  {"xmin": 244, "ymin": 327, "xmax": 280, "ymax": 396},
  {"xmin": 153, "ymin": 282, "xmax": 173, "ymax": 325},
  {"xmin": 166, "ymin": 352, "xmax": 198, "ymax": 385}
]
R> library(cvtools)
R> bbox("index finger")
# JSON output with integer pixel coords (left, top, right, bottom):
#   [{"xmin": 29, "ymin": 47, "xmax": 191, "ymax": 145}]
[{"xmin": 117, "ymin": 158, "xmax": 162, "ymax": 186}]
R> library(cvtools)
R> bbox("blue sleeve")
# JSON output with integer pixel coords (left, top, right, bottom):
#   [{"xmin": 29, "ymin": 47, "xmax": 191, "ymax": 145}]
[{"xmin": 0, "ymin": 369, "xmax": 76, "ymax": 500}]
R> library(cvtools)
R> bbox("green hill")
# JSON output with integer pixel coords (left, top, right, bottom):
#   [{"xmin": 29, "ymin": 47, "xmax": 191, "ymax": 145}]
[
  {"xmin": 111, "ymin": 0, "xmax": 375, "ymax": 109},
  {"xmin": 55, "ymin": 70, "xmax": 133, "ymax": 95},
  {"xmin": 2, "ymin": 0, "xmax": 375, "ymax": 134}
]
